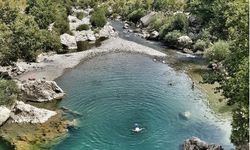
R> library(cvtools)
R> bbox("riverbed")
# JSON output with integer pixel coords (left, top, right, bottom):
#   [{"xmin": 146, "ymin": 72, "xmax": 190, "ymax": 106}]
[{"xmin": 53, "ymin": 53, "xmax": 233, "ymax": 149}]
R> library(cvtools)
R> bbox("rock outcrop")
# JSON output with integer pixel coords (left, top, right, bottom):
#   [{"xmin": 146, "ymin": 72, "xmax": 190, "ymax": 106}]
[
  {"xmin": 140, "ymin": 12, "xmax": 157, "ymax": 27},
  {"xmin": 183, "ymin": 137, "xmax": 223, "ymax": 150},
  {"xmin": 10, "ymin": 101, "xmax": 57, "ymax": 123},
  {"xmin": 60, "ymin": 33, "xmax": 77, "ymax": 49},
  {"xmin": 0, "ymin": 65, "xmax": 26, "ymax": 79},
  {"xmin": 0, "ymin": 106, "xmax": 11, "ymax": 126},
  {"xmin": 99, "ymin": 23, "xmax": 118, "ymax": 39},
  {"xmin": 177, "ymin": 36, "xmax": 193, "ymax": 49},
  {"xmin": 68, "ymin": 15, "xmax": 91, "ymax": 31},
  {"xmin": 148, "ymin": 30, "xmax": 159, "ymax": 40},
  {"xmin": 18, "ymin": 80, "xmax": 65, "ymax": 102}
]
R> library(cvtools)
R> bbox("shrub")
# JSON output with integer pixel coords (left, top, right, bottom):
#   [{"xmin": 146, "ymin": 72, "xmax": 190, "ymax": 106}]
[
  {"xmin": 128, "ymin": 8, "xmax": 145, "ymax": 24},
  {"xmin": 205, "ymin": 40, "xmax": 230, "ymax": 61},
  {"xmin": 76, "ymin": 12, "xmax": 85, "ymax": 20},
  {"xmin": 163, "ymin": 30, "xmax": 182, "ymax": 46},
  {"xmin": 0, "ymin": 79, "xmax": 18, "ymax": 106},
  {"xmin": 76, "ymin": 24, "xmax": 89, "ymax": 31},
  {"xmin": 150, "ymin": 13, "xmax": 169, "ymax": 31},
  {"xmin": 0, "ymin": 2, "xmax": 18, "ymax": 25},
  {"xmin": 40, "ymin": 30, "xmax": 62, "ymax": 52},
  {"xmin": 53, "ymin": 15, "xmax": 70, "ymax": 34},
  {"xmin": 193, "ymin": 39, "xmax": 207, "ymax": 51},
  {"xmin": 172, "ymin": 13, "xmax": 188, "ymax": 32},
  {"xmin": 159, "ymin": 13, "xmax": 188, "ymax": 39},
  {"xmin": 11, "ymin": 14, "xmax": 42, "ymax": 62},
  {"xmin": 28, "ymin": 0, "xmax": 56, "ymax": 29},
  {"xmin": 0, "ymin": 23, "xmax": 17, "ymax": 66},
  {"xmin": 90, "ymin": 8, "xmax": 107, "ymax": 27}
]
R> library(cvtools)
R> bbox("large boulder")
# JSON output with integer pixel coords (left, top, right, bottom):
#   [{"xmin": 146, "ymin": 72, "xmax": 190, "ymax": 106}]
[
  {"xmin": 177, "ymin": 36, "xmax": 193, "ymax": 49},
  {"xmin": 147, "ymin": 30, "xmax": 159, "ymax": 40},
  {"xmin": 60, "ymin": 33, "xmax": 77, "ymax": 49},
  {"xmin": 0, "ymin": 65, "xmax": 26, "ymax": 79},
  {"xmin": 99, "ymin": 24, "xmax": 118, "ymax": 39},
  {"xmin": 74, "ymin": 31, "xmax": 88, "ymax": 42},
  {"xmin": 10, "ymin": 101, "xmax": 57, "ymax": 123},
  {"xmin": 0, "ymin": 66, "xmax": 12, "ymax": 79},
  {"xmin": 183, "ymin": 137, "xmax": 223, "ymax": 150},
  {"xmin": 0, "ymin": 106, "xmax": 11, "ymax": 126},
  {"xmin": 140, "ymin": 12, "xmax": 157, "ymax": 27},
  {"xmin": 86, "ymin": 31, "xmax": 96, "ymax": 41},
  {"xmin": 18, "ymin": 80, "xmax": 65, "ymax": 102}
]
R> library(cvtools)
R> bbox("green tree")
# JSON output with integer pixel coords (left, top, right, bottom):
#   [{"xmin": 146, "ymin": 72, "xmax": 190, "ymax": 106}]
[
  {"xmin": 90, "ymin": 8, "xmax": 107, "ymax": 27},
  {"xmin": 128, "ymin": 8, "xmax": 145, "ymax": 23},
  {"xmin": 11, "ymin": 14, "xmax": 42, "ymax": 61},
  {"xmin": 0, "ymin": 2, "xmax": 18, "ymax": 25},
  {"xmin": 0, "ymin": 79, "xmax": 18, "ymax": 106},
  {"xmin": 0, "ymin": 23, "xmax": 16, "ymax": 65},
  {"xmin": 205, "ymin": 40, "xmax": 230, "ymax": 62}
]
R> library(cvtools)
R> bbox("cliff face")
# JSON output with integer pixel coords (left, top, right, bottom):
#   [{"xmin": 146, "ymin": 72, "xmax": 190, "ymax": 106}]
[{"xmin": 183, "ymin": 137, "xmax": 223, "ymax": 150}]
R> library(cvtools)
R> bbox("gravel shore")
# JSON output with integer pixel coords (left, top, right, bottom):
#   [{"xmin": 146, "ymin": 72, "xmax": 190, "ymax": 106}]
[{"xmin": 16, "ymin": 37, "xmax": 167, "ymax": 81}]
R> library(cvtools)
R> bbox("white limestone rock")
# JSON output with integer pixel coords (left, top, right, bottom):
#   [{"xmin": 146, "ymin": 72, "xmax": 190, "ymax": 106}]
[
  {"xmin": 183, "ymin": 137, "xmax": 223, "ymax": 150},
  {"xmin": 18, "ymin": 80, "xmax": 65, "ymax": 102},
  {"xmin": 99, "ymin": 24, "xmax": 118, "ymax": 39},
  {"xmin": 10, "ymin": 101, "xmax": 57, "ymax": 123},
  {"xmin": 60, "ymin": 33, "xmax": 77, "ymax": 49},
  {"xmin": 0, "ymin": 106, "xmax": 11, "ymax": 126},
  {"xmin": 177, "ymin": 36, "xmax": 193, "ymax": 49}
]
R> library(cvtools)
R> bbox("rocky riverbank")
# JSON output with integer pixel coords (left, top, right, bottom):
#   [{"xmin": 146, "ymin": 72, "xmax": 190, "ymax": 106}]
[
  {"xmin": 16, "ymin": 37, "xmax": 166, "ymax": 81},
  {"xmin": 0, "ymin": 6, "xmax": 235, "ymax": 150}
]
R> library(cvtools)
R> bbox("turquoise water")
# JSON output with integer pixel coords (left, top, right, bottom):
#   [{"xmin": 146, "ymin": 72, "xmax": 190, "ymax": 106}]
[{"xmin": 54, "ymin": 53, "xmax": 233, "ymax": 150}]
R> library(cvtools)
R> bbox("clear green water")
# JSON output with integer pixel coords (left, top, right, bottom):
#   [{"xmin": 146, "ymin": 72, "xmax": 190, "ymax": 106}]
[{"xmin": 53, "ymin": 53, "xmax": 233, "ymax": 150}]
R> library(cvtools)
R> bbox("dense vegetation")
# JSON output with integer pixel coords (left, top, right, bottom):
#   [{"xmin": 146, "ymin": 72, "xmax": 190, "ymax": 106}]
[
  {"xmin": 0, "ymin": 0, "xmax": 248, "ymax": 147},
  {"xmin": 0, "ymin": 79, "xmax": 18, "ymax": 106}
]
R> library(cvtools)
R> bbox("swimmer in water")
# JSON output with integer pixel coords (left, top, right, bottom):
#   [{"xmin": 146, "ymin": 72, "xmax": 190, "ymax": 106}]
[{"xmin": 132, "ymin": 123, "xmax": 144, "ymax": 133}]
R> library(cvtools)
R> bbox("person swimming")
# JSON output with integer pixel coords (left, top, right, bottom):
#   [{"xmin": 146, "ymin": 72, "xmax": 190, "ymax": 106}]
[{"xmin": 132, "ymin": 123, "xmax": 143, "ymax": 133}]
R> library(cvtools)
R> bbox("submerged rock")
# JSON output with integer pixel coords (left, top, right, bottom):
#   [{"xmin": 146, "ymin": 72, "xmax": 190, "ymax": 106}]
[
  {"xmin": 10, "ymin": 101, "xmax": 57, "ymax": 123},
  {"xmin": 0, "ymin": 106, "xmax": 11, "ymax": 126},
  {"xmin": 179, "ymin": 111, "xmax": 191, "ymax": 120},
  {"xmin": 183, "ymin": 137, "xmax": 223, "ymax": 150},
  {"xmin": 60, "ymin": 33, "xmax": 77, "ymax": 49},
  {"xmin": 18, "ymin": 80, "xmax": 65, "ymax": 102}
]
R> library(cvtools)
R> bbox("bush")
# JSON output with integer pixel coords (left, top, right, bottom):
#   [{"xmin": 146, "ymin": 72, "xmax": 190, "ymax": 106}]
[
  {"xmin": 159, "ymin": 13, "xmax": 188, "ymax": 39},
  {"xmin": 0, "ymin": 2, "xmax": 18, "ymax": 25},
  {"xmin": 150, "ymin": 13, "xmax": 169, "ymax": 31},
  {"xmin": 172, "ymin": 13, "xmax": 188, "ymax": 32},
  {"xmin": 0, "ymin": 79, "xmax": 18, "ymax": 106},
  {"xmin": 40, "ymin": 30, "xmax": 62, "ymax": 52},
  {"xmin": 163, "ymin": 30, "xmax": 182, "ymax": 46},
  {"xmin": 193, "ymin": 39, "xmax": 207, "ymax": 51},
  {"xmin": 10, "ymin": 14, "xmax": 42, "ymax": 62},
  {"xmin": 128, "ymin": 8, "xmax": 145, "ymax": 24},
  {"xmin": 205, "ymin": 40, "xmax": 230, "ymax": 61},
  {"xmin": 90, "ymin": 8, "xmax": 107, "ymax": 27},
  {"xmin": 76, "ymin": 12, "xmax": 85, "ymax": 20},
  {"xmin": 53, "ymin": 15, "xmax": 70, "ymax": 34},
  {"xmin": 0, "ymin": 23, "xmax": 17, "ymax": 66},
  {"xmin": 28, "ymin": 0, "xmax": 56, "ymax": 29},
  {"xmin": 76, "ymin": 24, "xmax": 89, "ymax": 31}
]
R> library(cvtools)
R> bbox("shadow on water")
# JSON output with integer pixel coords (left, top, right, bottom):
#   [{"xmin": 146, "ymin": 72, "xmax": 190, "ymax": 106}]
[
  {"xmin": 77, "ymin": 38, "xmax": 105, "ymax": 52},
  {"xmin": 0, "ymin": 137, "xmax": 13, "ymax": 150}
]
